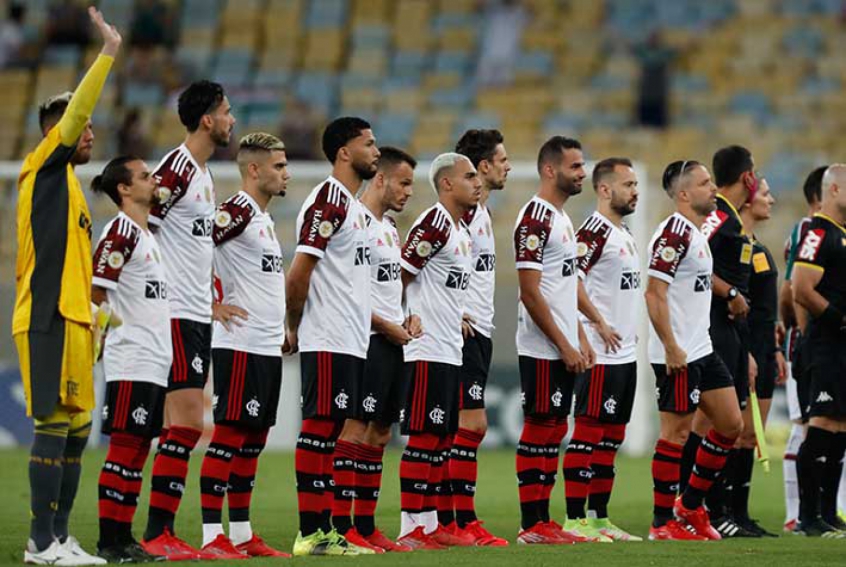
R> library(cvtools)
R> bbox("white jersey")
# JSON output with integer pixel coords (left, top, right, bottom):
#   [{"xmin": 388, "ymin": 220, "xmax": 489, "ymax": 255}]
[
  {"xmin": 295, "ymin": 176, "xmax": 371, "ymax": 358},
  {"xmin": 93, "ymin": 212, "xmax": 172, "ymax": 387},
  {"xmin": 363, "ymin": 206, "xmax": 404, "ymax": 329},
  {"xmin": 463, "ymin": 204, "xmax": 496, "ymax": 338},
  {"xmin": 514, "ymin": 196, "xmax": 580, "ymax": 360},
  {"xmin": 647, "ymin": 212, "xmax": 714, "ymax": 364},
  {"xmin": 400, "ymin": 203, "xmax": 473, "ymax": 366},
  {"xmin": 150, "ymin": 144, "xmax": 215, "ymax": 323},
  {"xmin": 576, "ymin": 212, "xmax": 640, "ymax": 364},
  {"xmin": 211, "ymin": 191, "xmax": 285, "ymax": 356}
]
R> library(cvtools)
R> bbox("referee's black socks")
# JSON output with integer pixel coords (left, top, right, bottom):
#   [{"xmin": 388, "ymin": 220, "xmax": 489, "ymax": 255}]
[
  {"xmin": 797, "ymin": 426, "xmax": 834, "ymax": 523},
  {"xmin": 820, "ymin": 431, "xmax": 846, "ymax": 525},
  {"xmin": 728, "ymin": 448, "xmax": 754, "ymax": 520}
]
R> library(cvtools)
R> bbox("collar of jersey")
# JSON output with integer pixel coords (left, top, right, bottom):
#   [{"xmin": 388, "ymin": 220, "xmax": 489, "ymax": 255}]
[
  {"xmin": 117, "ymin": 210, "xmax": 148, "ymax": 234},
  {"xmin": 813, "ymin": 212, "xmax": 846, "ymax": 235},
  {"xmin": 236, "ymin": 190, "xmax": 263, "ymax": 214},
  {"xmin": 327, "ymin": 175, "xmax": 354, "ymax": 199},
  {"xmin": 716, "ymin": 193, "xmax": 748, "ymax": 235}
]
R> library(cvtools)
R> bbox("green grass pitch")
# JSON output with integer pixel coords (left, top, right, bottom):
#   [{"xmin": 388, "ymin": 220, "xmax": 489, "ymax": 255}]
[{"xmin": 0, "ymin": 448, "xmax": 843, "ymax": 566}]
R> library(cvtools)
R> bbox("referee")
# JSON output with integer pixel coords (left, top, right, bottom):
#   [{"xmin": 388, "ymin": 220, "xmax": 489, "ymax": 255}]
[
  {"xmin": 792, "ymin": 164, "xmax": 846, "ymax": 538},
  {"xmin": 12, "ymin": 7, "xmax": 120, "ymax": 564}
]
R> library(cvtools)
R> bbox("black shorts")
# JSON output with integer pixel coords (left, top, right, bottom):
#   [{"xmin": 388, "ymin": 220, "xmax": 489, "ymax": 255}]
[
  {"xmin": 791, "ymin": 331, "xmax": 813, "ymax": 421},
  {"xmin": 361, "ymin": 334, "xmax": 406, "ymax": 425},
  {"xmin": 807, "ymin": 326, "xmax": 846, "ymax": 418},
  {"xmin": 460, "ymin": 333, "xmax": 493, "ymax": 410},
  {"xmin": 300, "ymin": 351, "xmax": 364, "ymax": 421},
  {"xmin": 710, "ymin": 314, "xmax": 749, "ymax": 409},
  {"xmin": 168, "ymin": 319, "xmax": 211, "ymax": 391},
  {"xmin": 518, "ymin": 356, "xmax": 575, "ymax": 418},
  {"xmin": 101, "ymin": 380, "xmax": 166, "ymax": 438},
  {"xmin": 574, "ymin": 362, "xmax": 637, "ymax": 423},
  {"xmin": 750, "ymin": 330, "xmax": 777, "ymax": 400},
  {"xmin": 652, "ymin": 352, "xmax": 735, "ymax": 413},
  {"xmin": 212, "ymin": 349, "xmax": 282, "ymax": 429},
  {"xmin": 399, "ymin": 360, "xmax": 460, "ymax": 435}
]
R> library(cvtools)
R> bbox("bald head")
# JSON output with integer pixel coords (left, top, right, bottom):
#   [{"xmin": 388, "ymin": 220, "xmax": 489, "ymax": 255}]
[
  {"xmin": 821, "ymin": 163, "xmax": 846, "ymax": 217},
  {"xmin": 822, "ymin": 164, "xmax": 846, "ymax": 194}
]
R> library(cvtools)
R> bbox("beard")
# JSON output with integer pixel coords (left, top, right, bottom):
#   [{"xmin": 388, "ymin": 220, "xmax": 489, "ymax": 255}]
[
  {"xmin": 555, "ymin": 171, "xmax": 582, "ymax": 196},
  {"xmin": 70, "ymin": 147, "xmax": 91, "ymax": 165},
  {"xmin": 611, "ymin": 198, "xmax": 637, "ymax": 217},
  {"xmin": 693, "ymin": 199, "xmax": 717, "ymax": 217},
  {"xmin": 353, "ymin": 159, "xmax": 377, "ymax": 181},
  {"xmin": 211, "ymin": 126, "xmax": 231, "ymax": 147}
]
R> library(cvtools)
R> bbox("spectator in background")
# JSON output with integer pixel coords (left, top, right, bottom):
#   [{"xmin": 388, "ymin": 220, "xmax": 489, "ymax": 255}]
[
  {"xmin": 476, "ymin": 0, "xmax": 527, "ymax": 87},
  {"xmin": 0, "ymin": 2, "xmax": 26, "ymax": 68},
  {"xmin": 117, "ymin": 109, "xmax": 152, "ymax": 158},
  {"xmin": 635, "ymin": 31, "xmax": 675, "ymax": 128},
  {"xmin": 46, "ymin": 0, "xmax": 91, "ymax": 47},
  {"xmin": 130, "ymin": 0, "xmax": 175, "ymax": 49},
  {"xmin": 279, "ymin": 100, "xmax": 320, "ymax": 160}
]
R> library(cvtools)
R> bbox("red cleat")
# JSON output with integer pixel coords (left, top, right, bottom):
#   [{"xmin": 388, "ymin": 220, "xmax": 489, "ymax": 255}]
[
  {"xmin": 516, "ymin": 522, "xmax": 573, "ymax": 545},
  {"xmin": 648, "ymin": 520, "xmax": 708, "ymax": 541},
  {"xmin": 547, "ymin": 521, "xmax": 591, "ymax": 543},
  {"xmin": 397, "ymin": 527, "xmax": 447, "ymax": 550},
  {"xmin": 674, "ymin": 499, "xmax": 721, "ymax": 540},
  {"xmin": 462, "ymin": 520, "xmax": 509, "ymax": 546},
  {"xmin": 363, "ymin": 529, "xmax": 413, "ymax": 552},
  {"xmin": 235, "ymin": 534, "xmax": 291, "ymax": 557},
  {"xmin": 201, "ymin": 534, "xmax": 250, "ymax": 560},
  {"xmin": 431, "ymin": 523, "xmax": 475, "ymax": 546},
  {"xmin": 141, "ymin": 528, "xmax": 206, "ymax": 561},
  {"xmin": 344, "ymin": 528, "xmax": 386, "ymax": 553}
]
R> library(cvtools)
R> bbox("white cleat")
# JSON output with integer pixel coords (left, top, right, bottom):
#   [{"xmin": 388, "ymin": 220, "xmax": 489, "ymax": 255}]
[
  {"xmin": 60, "ymin": 536, "xmax": 107, "ymax": 565},
  {"xmin": 25, "ymin": 538, "xmax": 106, "ymax": 566}
]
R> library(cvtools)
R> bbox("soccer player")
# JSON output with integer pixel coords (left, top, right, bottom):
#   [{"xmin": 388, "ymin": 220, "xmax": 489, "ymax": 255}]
[
  {"xmin": 792, "ymin": 164, "xmax": 846, "ymax": 537},
  {"xmin": 141, "ymin": 80, "xmax": 237, "ymax": 560},
  {"xmin": 513, "ymin": 136, "xmax": 594, "ymax": 545},
  {"xmin": 344, "ymin": 146, "xmax": 419, "ymax": 552},
  {"xmin": 446, "ymin": 129, "xmax": 511, "ymax": 546},
  {"xmin": 684, "ymin": 146, "xmax": 760, "ymax": 537},
  {"xmin": 287, "ymin": 117, "xmax": 377, "ymax": 556},
  {"xmin": 562, "ymin": 157, "xmax": 642, "ymax": 542},
  {"xmin": 198, "ymin": 133, "xmax": 292, "ymax": 558},
  {"xmin": 91, "ymin": 157, "xmax": 168, "ymax": 564},
  {"xmin": 645, "ymin": 160, "xmax": 743, "ymax": 541},
  {"xmin": 395, "ymin": 153, "xmax": 480, "ymax": 549},
  {"xmin": 12, "ymin": 7, "xmax": 118, "ymax": 565},
  {"xmin": 780, "ymin": 166, "xmax": 825, "ymax": 531}
]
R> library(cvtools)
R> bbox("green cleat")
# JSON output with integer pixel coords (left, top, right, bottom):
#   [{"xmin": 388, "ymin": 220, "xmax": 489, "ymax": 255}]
[
  {"xmin": 588, "ymin": 517, "xmax": 643, "ymax": 542},
  {"xmin": 326, "ymin": 528, "xmax": 374, "ymax": 555},
  {"xmin": 293, "ymin": 529, "xmax": 357, "ymax": 556},
  {"xmin": 562, "ymin": 518, "xmax": 614, "ymax": 543}
]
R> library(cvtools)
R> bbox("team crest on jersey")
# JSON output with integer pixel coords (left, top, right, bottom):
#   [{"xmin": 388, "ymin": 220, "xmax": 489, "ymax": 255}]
[
  {"xmin": 192, "ymin": 354, "xmax": 203, "ymax": 374},
  {"xmin": 416, "ymin": 240, "xmax": 433, "ymax": 257},
  {"xmin": 246, "ymin": 398, "xmax": 261, "ymax": 417},
  {"xmin": 399, "ymin": 409, "xmax": 406, "ymax": 423},
  {"xmin": 429, "ymin": 405, "xmax": 445, "ymax": 425},
  {"xmin": 660, "ymin": 246, "xmax": 677, "ymax": 263},
  {"xmin": 460, "ymin": 241, "xmax": 469, "ymax": 256},
  {"xmin": 690, "ymin": 388, "xmax": 701, "ymax": 405},
  {"xmin": 362, "ymin": 395, "xmax": 377, "ymax": 413},
  {"xmin": 468, "ymin": 383, "xmax": 483, "ymax": 401},
  {"xmin": 604, "ymin": 396, "xmax": 617, "ymax": 415},
  {"xmin": 526, "ymin": 234, "xmax": 540, "ymax": 251},
  {"xmin": 335, "ymin": 391, "xmax": 349, "ymax": 409},
  {"xmin": 102, "ymin": 405, "xmax": 109, "ymax": 420},
  {"xmin": 132, "ymin": 406, "xmax": 148, "ymax": 426},
  {"xmin": 108, "ymin": 251, "xmax": 125, "ymax": 269},
  {"xmin": 318, "ymin": 220, "xmax": 335, "ymax": 238},
  {"xmin": 214, "ymin": 210, "xmax": 232, "ymax": 228},
  {"xmin": 551, "ymin": 388, "xmax": 563, "ymax": 408}
]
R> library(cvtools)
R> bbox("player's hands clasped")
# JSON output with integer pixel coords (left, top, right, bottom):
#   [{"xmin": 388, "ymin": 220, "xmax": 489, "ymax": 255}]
[
  {"xmin": 384, "ymin": 322, "xmax": 414, "ymax": 346},
  {"xmin": 560, "ymin": 343, "xmax": 588, "ymax": 374},
  {"xmin": 403, "ymin": 314, "xmax": 423, "ymax": 339},
  {"xmin": 88, "ymin": 6, "xmax": 122, "ymax": 57}
]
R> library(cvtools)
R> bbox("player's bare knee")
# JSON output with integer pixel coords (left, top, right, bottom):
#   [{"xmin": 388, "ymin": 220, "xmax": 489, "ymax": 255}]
[{"xmin": 339, "ymin": 419, "xmax": 367, "ymax": 443}]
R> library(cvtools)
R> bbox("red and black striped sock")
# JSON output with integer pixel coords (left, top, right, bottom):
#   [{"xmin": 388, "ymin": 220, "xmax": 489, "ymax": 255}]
[
  {"xmin": 99, "ymin": 432, "xmax": 146, "ymax": 548},
  {"xmin": 200, "ymin": 424, "xmax": 247, "ymax": 525},
  {"xmin": 652, "ymin": 439, "xmax": 682, "ymax": 527},
  {"xmin": 588, "ymin": 423, "xmax": 626, "ymax": 518},
  {"xmin": 436, "ymin": 435, "xmax": 455, "ymax": 527},
  {"xmin": 450, "ymin": 428, "xmax": 484, "ymax": 527},
  {"xmin": 352, "ymin": 443, "xmax": 384, "ymax": 536},
  {"xmin": 331, "ymin": 440, "xmax": 359, "ymax": 534},
  {"xmin": 296, "ymin": 418, "xmax": 336, "ymax": 536},
  {"xmin": 539, "ymin": 417, "xmax": 568, "ymax": 522},
  {"xmin": 144, "ymin": 426, "xmax": 201, "ymax": 540},
  {"xmin": 400, "ymin": 433, "xmax": 439, "ymax": 515},
  {"xmin": 563, "ymin": 417, "xmax": 603, "ymax": 519},
  {"xmin": 682, "ymin": 429, "xmax": 736, "ymax": 511},
  {"xmin": 516, "ymin": 416, "xmax": 556, "ymax": 530},
  {"xmin": 228, "ymin": 428, "xmax": 268, "ymax": 523}
]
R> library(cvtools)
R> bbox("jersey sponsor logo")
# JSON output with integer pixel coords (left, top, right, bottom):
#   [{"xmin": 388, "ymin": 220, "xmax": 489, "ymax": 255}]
[
  {"xmin": 261, "ymin": 254, "xmax": 284, "ymax": 273},
  {"xmin": 620, "ymin": 270, "xmax": 642, "ymax": 290},
  {"xmin": 604, "ymin": 395, "xmax": 617, "ymax": 415},
  {"xmin": 191, "ymin": 354, "xmax": 203, "ymax": 374},
  {"xmin": 475, "ymin": 253, "xmax": 496, "ymax": 272},
  {"xmin": 192, "ymin": 217, "xmax": 213, "ymax": 237},
  {"xmin": 145, "ymin": 280, "xmax": 168, "ymax": 299},
  {"xmin": 377, "ymin": 262, "xmax": 401, "ymax": 282},
  {"xmin": 562, "ymin": 257, "xmax": 577, "ymax": 277},
  {"xmin": 246, "ymin": 398, "xmax": 261, "ymax": 417},
  {"xmin": 468, "ymin": 382, "xmax": 483, "ymax": 401},
  {"xmin": 694, "ymin": 273, "xmax": 711, "ymax": 292},
  {"xmin": 335, "ymin": 391, "xmax": 349, "ymax": 409},
  {"xmin": 429, "ymin": 405, "xmax": 445, "ymax": 425},
  {"xmin": 816, "ymin": 391, "xmax": 833, "ymax": 403},
  {"xmin": 132, "ymin": 406, "xmax": 148, "ymax": 426},
  {"xmin": 354, "ymin": 246, "xmax": 371, "ymax": 265},
  {"xmin": 798, "ymin": 229, "xmax": 825, "ymax": 261},
  {"xmin": 362, "ymin": 395, "xmax": 377, "ymax": 413},
  {"xmin": 79, "ymin": 211, "xmax": 92, "ymax": 239},
  {"xmin": 446, "ymin": 268, "xmax": 471, "ymax": 290},
  {"xmin": 701, "ymin": 210, "xmax": 728, "ymax": 239}
]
